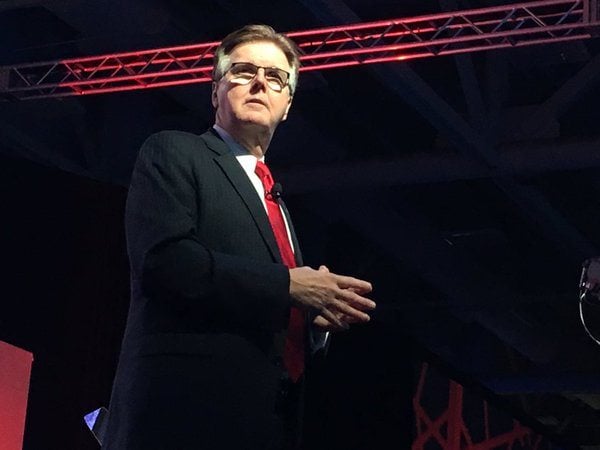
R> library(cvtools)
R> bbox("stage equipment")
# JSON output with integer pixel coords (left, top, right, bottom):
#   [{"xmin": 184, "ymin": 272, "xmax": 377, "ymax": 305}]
[
  {"xmin": 579, "ymin": 257, "xmax": 600, "ymax": 345},
  {"xmin": 83, "ymin": 406, "xmax": 109, "ymax": 445},
  {"xmin": 0, "ymin": 0, "xmax": 598, "ymax": 100}
]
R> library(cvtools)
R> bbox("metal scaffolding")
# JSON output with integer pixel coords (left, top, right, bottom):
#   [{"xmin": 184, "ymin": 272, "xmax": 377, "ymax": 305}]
[{"xmin": 0, "ymin": 0, "xmax": 598, "ymax": 100}]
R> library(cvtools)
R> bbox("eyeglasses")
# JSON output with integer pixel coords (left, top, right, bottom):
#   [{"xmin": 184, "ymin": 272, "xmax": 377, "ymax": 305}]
[{"xmin": 224, "ymin": 62, "xmax": 290, "ymax": 93}]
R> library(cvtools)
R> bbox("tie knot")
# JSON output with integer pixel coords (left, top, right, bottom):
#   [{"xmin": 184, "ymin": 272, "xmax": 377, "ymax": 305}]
[{"xmin": 255, "ymin": 160, "xmax": 274, "ymax": 191}]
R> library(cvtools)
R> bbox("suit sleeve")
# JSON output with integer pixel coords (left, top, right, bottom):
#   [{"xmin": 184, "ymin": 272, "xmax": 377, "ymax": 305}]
[{"xmin": 126, "ymin": 131, "xmax": 291, "ymax": 332}]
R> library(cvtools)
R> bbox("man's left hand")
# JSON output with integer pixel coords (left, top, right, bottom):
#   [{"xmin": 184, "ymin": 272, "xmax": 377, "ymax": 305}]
[{"xmin": 311, "ymin": 265, "xmax": 374, "ymax": 332}]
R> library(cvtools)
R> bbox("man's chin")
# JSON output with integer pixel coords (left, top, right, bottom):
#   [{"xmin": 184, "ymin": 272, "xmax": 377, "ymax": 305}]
[{"xmin": 238, "ymin": 117, "xmax": 273, "ymax": 131}]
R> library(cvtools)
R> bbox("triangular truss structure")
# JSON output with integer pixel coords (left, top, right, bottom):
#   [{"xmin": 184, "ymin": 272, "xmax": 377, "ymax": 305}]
[{"xmin": 0, "ymin": 0, "xmax": 598, "ymax": 100}]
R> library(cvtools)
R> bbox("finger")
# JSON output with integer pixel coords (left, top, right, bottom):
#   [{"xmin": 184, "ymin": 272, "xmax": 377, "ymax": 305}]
[
  {"xmin": 347, "ymin": 285, "xmax": 372, "ymax": 295},
  {"xmin": 318, "ymin": 265, "xmax": 330, "ymax": 273},
  {"xmin": 320, "ymin": 307, "xmax": 349, "ymax": 330},
  {"xmin": 313, "ymin": 315, "xmax": 348, "ymax": 332},
  {"xmin": 312, "ymin": 315, "xmax": 329, "ymax": 327},
  {"xmin": 338, "ymin": 289, "xmax": 376, "ymax": 310},
  {"xmin": 333, "ymin": 274, "xmax": 373, "ymax": 294},
  {"xmin": 336, "ymin": 313, "xmax": 361, "ymax": 324},
  {"xmin": 347, "ymin": 286, "xmax": 373, "ymax": 296},
  {"xmin": 331, "ymin": 299, "xmax": 371, "ymax": 323},
  {"xmin": 315, "ymin": 312, "xmax": 359, "ymax": 325}
]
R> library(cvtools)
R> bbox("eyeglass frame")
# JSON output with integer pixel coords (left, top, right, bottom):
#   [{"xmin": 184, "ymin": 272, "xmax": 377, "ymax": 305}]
[{"xmin": 218, "ymin": 62, "xmax": 292, "ymax": 93}]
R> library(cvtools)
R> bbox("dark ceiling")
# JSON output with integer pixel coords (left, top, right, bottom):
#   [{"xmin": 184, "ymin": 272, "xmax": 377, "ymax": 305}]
[{"xmin": 2, "ymin": 0, "xmax": 600, "ymax": 448}]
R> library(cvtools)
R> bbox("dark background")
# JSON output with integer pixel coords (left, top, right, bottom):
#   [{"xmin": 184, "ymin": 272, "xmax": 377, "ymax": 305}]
[{"xmin": 2, "ymin": 0, "xmax": 600, "ymax": 448}]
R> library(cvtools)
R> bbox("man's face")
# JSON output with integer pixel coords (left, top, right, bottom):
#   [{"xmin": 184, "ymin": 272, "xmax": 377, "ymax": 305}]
[{"xmin": 212, "ymin": 41, "xmax": 293, "ymax": 135}]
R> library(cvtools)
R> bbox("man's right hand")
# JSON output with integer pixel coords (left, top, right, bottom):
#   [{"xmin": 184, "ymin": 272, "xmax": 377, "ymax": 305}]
[{"xmin": 289, "ymin": 265, "xmax": 375, "ymax": 330}]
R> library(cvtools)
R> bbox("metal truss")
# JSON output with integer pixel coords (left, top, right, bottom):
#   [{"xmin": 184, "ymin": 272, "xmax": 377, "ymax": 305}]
[{"xmin": 0, "ymin": 0, "xmax": 598, "ymax": 100}]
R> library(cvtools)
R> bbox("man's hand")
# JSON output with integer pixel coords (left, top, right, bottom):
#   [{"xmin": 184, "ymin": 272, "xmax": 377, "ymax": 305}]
[{"xmin": 289, "ymin": 265, "xmax": 375, "ymax": 331}]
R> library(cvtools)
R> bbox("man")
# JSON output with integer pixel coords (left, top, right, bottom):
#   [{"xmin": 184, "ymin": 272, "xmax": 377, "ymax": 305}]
[{"xmin": 103, "ymin": 25, "xmax": 375, "ymax": 450}]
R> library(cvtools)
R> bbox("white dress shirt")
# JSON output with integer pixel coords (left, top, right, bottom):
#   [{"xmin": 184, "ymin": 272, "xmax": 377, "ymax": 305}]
[
  {"xmin": 213, "ymin": 124, "xmax": 329, "ymax": 353},
  {"xmin": 212, "ymin": 124, "xmax": 294, "ymax": 252}
]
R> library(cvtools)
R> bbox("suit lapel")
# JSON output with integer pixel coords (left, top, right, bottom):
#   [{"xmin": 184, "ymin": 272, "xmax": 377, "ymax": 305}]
[{"xmin": 200, "ymin": 129, "xmax": 283, "ymax": 264}]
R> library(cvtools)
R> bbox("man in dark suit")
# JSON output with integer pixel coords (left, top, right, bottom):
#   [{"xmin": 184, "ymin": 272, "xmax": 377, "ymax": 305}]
[{"xmin": 103, "ymin": 25, "xmax": 375, "ymax": 450}]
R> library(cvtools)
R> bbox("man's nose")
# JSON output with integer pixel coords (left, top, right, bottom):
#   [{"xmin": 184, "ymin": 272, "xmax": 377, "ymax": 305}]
[{"xmin": 250, "ymin": 68, "xmax": 268, "ymax": 91}]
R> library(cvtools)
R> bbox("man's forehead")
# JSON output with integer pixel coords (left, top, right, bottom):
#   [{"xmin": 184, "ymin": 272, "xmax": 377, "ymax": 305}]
[{"xmin": 228, "ymin": 41, "xmax": 291, "ymax": 68}]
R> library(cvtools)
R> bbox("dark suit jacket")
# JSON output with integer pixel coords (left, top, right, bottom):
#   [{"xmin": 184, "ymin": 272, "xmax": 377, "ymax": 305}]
[{"xmin": 103, "ymin": 129, "xmax": 304, "ymax": 450}]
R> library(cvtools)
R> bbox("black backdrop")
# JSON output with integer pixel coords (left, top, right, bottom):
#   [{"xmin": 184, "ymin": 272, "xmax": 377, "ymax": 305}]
[
  {"xmin": 1, "ymin": 153, "xmax": 417, "ymax": 450},
  {"xmin": 1, "ymin": 151, "xmax": 573, "ymax": 450},
  {"xmin": 1, "ymin": 154, "xmax": 129, "ymax": 449}
]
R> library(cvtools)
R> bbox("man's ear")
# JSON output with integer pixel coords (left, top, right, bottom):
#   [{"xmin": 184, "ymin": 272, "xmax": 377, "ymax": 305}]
[
  {"xmin": 281, "ymin": 95, "xmax": 293, "ymax": 121},
  {"xmin": 211, "ymin": 82, "xmax": 218, "ymax": 109}
]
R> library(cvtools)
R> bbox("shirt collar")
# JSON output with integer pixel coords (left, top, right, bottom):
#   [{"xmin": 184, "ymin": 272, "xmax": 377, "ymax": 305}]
[{"xmin": 212, "ymin": 124, "xmax": 264, "ymax": 162}]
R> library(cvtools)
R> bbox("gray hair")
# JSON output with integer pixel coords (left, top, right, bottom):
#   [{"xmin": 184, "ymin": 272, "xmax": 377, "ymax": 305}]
[{"xmin": 212, "ymin": 24, "xmax": 300, "ymax": 95}]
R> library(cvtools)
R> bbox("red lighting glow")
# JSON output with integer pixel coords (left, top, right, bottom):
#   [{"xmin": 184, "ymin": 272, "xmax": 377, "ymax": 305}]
[{"xmin": 0, "ymin": 0, "xmax": 596, "ymax": 100}]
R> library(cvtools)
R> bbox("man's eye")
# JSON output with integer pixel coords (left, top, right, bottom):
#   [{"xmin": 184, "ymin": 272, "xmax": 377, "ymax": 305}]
[
  {"xmin": 233, "ymin": 71, "xmax": 254, "ymax": 77},
  {"xmin": 266, "ymin": 77, "xmax": 283, "ymax": 86},
  {"xmin": 265, "ymin": 72, "xmax": 284, "ymax": 83},
  {"xmin": 231, "ymin": 66, "xmax": 256, "ymax": 76}
]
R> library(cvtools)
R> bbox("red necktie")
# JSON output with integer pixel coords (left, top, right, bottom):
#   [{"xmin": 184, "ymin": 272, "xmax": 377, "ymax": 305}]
[{"xmin": 254, "ymin": 161, "xmax": 305, "ymax": 382}]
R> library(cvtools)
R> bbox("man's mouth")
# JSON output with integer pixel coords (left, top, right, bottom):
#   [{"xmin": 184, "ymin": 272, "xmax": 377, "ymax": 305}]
[{"xmin": 246, "ymin": 98, "xmax": 267, "ymax": 107}]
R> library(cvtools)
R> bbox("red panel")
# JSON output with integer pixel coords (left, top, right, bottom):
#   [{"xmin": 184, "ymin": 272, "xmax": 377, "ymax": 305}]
[
  {"xmin": 412, "ymin": 362, "xmax": 552, "ymax": 450},
  {"xmin": 0, "ymin": 341, "xmax": 33, "ymax": 450}
]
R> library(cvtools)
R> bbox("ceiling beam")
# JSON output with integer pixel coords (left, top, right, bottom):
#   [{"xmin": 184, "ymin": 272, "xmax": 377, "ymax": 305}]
[
  {"xmin": 299, "ymin": 0, "xmax": 598, "ymax": 264},
  {"xmin": 543, "ymin": 50, "xmax": 600, "ymax": 117},
  {"xmin": 525, "ymin": 50, "xmax": 600, "ymax": 138},
  {"xmin": 279, "ymin": 137, "xmax": 600, "ymax": 194},
  {"xmin": 439, "ymin": 0, "xmax": 487, "ymax": 132}
]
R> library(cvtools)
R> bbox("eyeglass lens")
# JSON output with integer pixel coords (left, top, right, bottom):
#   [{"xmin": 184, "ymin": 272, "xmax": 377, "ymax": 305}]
[{"xmin": 228, "ymin": 63, "xmax": 289, "ymax": 91}]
